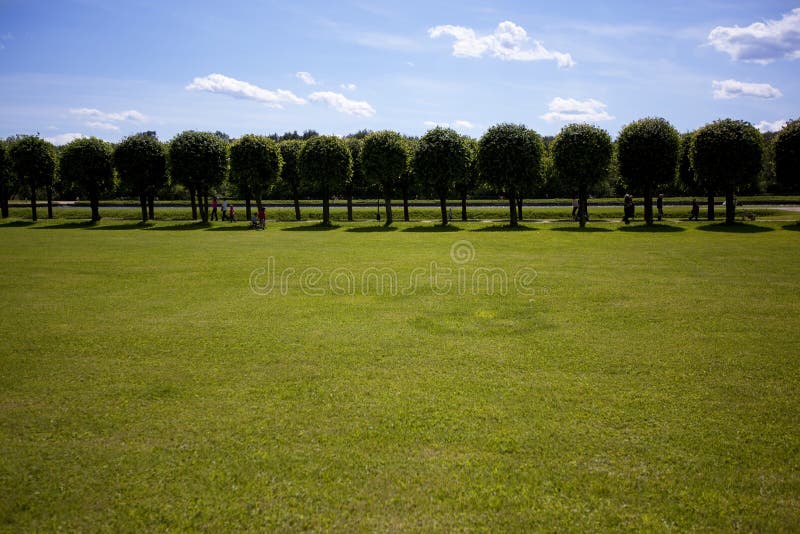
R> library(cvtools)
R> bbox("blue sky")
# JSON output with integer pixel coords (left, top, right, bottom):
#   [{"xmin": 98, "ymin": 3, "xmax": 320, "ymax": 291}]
[{"xmin": 0, "ymin": 0, "xmax": 798, "ymax": 144}]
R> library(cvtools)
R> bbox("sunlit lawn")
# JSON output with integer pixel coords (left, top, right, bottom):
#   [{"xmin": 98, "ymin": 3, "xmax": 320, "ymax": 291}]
[{"xmin": 0, "ymin": 218, "xmax": 798, "ymax": 531}]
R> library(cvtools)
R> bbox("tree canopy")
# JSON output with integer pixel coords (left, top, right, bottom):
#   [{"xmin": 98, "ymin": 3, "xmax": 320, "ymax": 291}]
[
  {"xmin": 9, "ymin": 136, "xmax": 57, "ymax": 221},
  {"xmin": 690, "ymin": 119, "xmax": 763, "ymax": 224},
  {"xmin": 60, "ymin": 137, "xmax": 115, "ymax": 222},
  {"xmin": 413, "ymin": 127, "xmax": 469, "ymax": 225},
  {"xmin": 774, "ymin": 119, "xmax": 800, "ymax": 194},
  {"xmin": 279, "ymin": 140, "xmax": 304, "ymax": 221},
  {"xmin": 550, "ymin": 124, "xmax": 612, "ymax": 228},
  {"xmin": 169, "ymin": 131, "xmax": 229, "ymax": 223},
  {"xmin": 361, "ymin": 130, "xmax": 408, "ymax": 225},
  {"xmin": 113, "ymin": 133, "xmax": 168, "ymax": 222},
  {"xmin": 617, "ymin": 117, "xmax": 680, "ymax": 224},
  {"xmin": 298, "ymin": 136, "xmax": 352, "ymax": 226},
  {"xmin": 478, "ymin": 123, "xmax": 544, "ymax": 227},
  {"xmin": 230, "ymin": 134, "xmax": 282, "ymax": 210}
]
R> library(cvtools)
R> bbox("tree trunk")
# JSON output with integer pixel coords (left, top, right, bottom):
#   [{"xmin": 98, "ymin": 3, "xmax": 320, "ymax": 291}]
[
  {"xmin": 139, "ymin": 193, "xmax": 148, "ymax": 223},
  {"xmin": 384, "ymin": 196, "xmax": 393, "ymax": 225},
  {"xmin": 440, "ymin": 196, "xmax": 448, "ymax": 226},
  {"xmin": 90, "ymin": 192, "xmax": 100, "ymax": 222},
  {"xmin": 402, "ymin": 187, "xmax": 409, "ymax": 222},
  {"xmin": 322, "ymin": 185, "xmax": 330, "ymax": 226},
  {"xmin": 189, "ymin": 186, "xmax": 197, "ymax": 220},
  {"xmin": 346, "ymin": 184, "xmax": 353, "ymax": 222},
  {"xmin": 707, "ymin": 195, "xmax": 715, "ymax": 221},
  {"xmin": 461, "ymin": 191, "xmax": 467, "ymax": 221},
  {"xmin": 0, "ymin": 182, "xmax": 8, "ymax": 218},
  {"xmin": 245, "ymin": 192, "xmax": 252, "ymax": 222},
  {"xmin": 292, "ymin": 186, "xmax": 301, "ymax": 221},
  {"xmin": 517, "ymin": 196, "xmax": 523, "ymax": 221},
  {"xmin": 30, "ymin": 181, "xmax": 37, "ymax": 221},
  {"xmin": 202, "ymin": 190, "xmax": 210, "ymax": 223},
  {"xmin": 47, "ymin": 186, "xmax": 53, "ymax": 219},
  {"xmin": 579, "ymin": 185, "xmax": 587, "ymax": 228},
  {"xmin": 725, "ymin": 188, "xmax": 735, "ymax": 224},
  {"xmin": 644, "ymin": 185, "xmax": 653, "ymax": 225},
  {"xmin": 148, "ymin": 194, "xmax": 155, "ymax": 220},
  {"xmin": 508, "ymin": 193, "xmax": 517, "ymax": 227}
]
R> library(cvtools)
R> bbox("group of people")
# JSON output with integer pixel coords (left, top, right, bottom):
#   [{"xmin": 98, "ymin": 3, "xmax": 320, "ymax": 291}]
[
  {"xmin": 210, "ymin": 197, "xmax": 235, "ymax": 222},
  {"xmin": 622, "ymin": 193, "xmax": 699, "ymax": 223}
]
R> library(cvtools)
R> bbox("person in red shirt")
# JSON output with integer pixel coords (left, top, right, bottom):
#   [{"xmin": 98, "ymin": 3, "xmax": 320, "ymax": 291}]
[
  {"xmin": 228, "ymin": 204, "xmax": 235, "ymax": 222},
  {"xmin": 257, "ymin": 206, "xmax": 266, "ymax": 229}
]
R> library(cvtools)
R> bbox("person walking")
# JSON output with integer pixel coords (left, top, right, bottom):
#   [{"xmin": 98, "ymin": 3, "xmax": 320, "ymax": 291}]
[
  {"xmin": 571, "ymin": 195, "xmax": 579, "ymax": 220},
  {"xmin": 228, "ymin": 204, "xmax": 235, "ymax": 222},
  {"xmin": 623, "ymin": 194, "xmax": 634, "ymax": 224},
  {"xmin": 211, "ymin": 196, "xmax": 219, "ymax": 221},
  {"xmin": 221, "ymin": 198, "xmax": 229, "ymax": 221},
  {"xmin": 689, "ymin": 198, "xmax": 700, "ymax": 221},
  {"xmin": 657, "ymin": 193, "xmax": 664, "ymax": 221}
]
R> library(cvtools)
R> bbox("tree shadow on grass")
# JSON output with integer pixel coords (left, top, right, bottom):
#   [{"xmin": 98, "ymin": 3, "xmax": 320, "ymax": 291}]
[
  {"xmin": 697, "ymin": 223, "xmax": 774, "ymax": 233},
  {"xmin": 618, "ymin": 223, "xmax": 686, "ymax": 233},
  {"xmin": 346, "ymin": 225, "xmax": 399, "ymax": 233},
  {"xmin": 147, "ymin": 221, "xmax": 210, "ymax": 231},
  {"xmin": 32, "ymin": 221, "xmax": 95, "ymax": 230},
  {"xmin": 781, "ymin": 222, "xmax": 800, "ymax": 232},
  {"xmin": 0, "ymin": 220, "xmax": 36, "ymax": 228},
  {"xmin": 550, "ymin": 225, "xmax": 613, "ymax": 232},
  {"xmin": 206, "ymin": 224, "xmax": 254, "ymax": 232},
  {"xmin": 402, "ymin": 224, "xmax": 462, "ymax": 232},
  {"xmin": 87, "ymin": 222, "xmax": 154, "ymax": 230},
  {"xmin": 471, "ymin": 224, "xmax": 537, "ymax": 232},
  {"xmin": 281, "ymin": 223, "xmax": 340, "ymax": 231}
]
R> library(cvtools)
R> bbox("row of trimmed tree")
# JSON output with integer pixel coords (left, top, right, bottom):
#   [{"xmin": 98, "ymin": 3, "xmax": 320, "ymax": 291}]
[{"xmin": 1, "ymin": 118, "xmax": 798, "ymax": 226}]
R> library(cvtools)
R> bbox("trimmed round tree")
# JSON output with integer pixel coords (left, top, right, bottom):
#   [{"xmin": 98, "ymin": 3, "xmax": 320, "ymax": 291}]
[
  {"xmin": 690, "ymin": 119, "xmax": 763, "ymax": 224},
  {"xmin": 113, "ymin": 133, "xmax": 167, "ymax": 222},
  {"xmin": 0, "ymin": 141, "xmax": 13, "ymax": 218},
  {"xmin": 231, "ymin": 134, "xmax": 282, "ymax": 221},
  {"xmin": 550, "ymin": 124, "xmax": 613, "ymax": 228},
  {"xmin": 343, "ymin": 137, "xmax": 364, "ymax": 221},
  {"xmin": 456, "ymin": 136, "xmax": 480, "ymax": 222},
  {"xmin": 279, "ymin": 140, "xmax": 304, "ymax": 221},
  {"xmin": 413, "ymin": 127, "xmax": 469, "ymax": 226},
  {"xmin": 60, "ymin": 138, "xmax": 115, "ymax": 222},
  {"xmin": 169, "ymin": 131, "xmax": 229, "ymax": 223},
  {"xmin": 775, "ymin": 118, "xmax": 800, "ymax": 194},
  {"xmin": 617, "ymin": 117, "xmax": 680, "ymax": 224},
  {"xmin": 478, "ymin": 123, "xmax": 545, "ymax": 227},
  {"xmin": 9, "ymin": 136, "xmax": 56, "ymax": 221},
  {"xmin": 361, "ymin": 130, "xmax": 408, "ymax": 225},
  {"xmin": 299, "ymin": 136, "xmax": 352, "ymax": 226}
]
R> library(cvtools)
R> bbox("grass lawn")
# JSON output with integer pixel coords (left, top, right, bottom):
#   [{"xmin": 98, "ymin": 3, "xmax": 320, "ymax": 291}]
[{"xmin": 0, "ymin": 218, "xmax": 798, "ymax": 531}]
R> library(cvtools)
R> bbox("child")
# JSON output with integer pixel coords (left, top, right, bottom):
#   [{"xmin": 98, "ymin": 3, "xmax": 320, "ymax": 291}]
[
  {"xmin": 257, "ymin": 206, "xmax": 266, "ymax": 229},
  {"xmin": 229, "ymin": 204, "xmax": 235, "ymax": 222}
]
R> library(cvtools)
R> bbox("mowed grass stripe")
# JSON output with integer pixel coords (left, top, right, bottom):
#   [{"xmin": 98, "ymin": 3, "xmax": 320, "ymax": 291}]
[{"xmin": 0, "ymin": 220, "xmax": 798, "ymax": 531}]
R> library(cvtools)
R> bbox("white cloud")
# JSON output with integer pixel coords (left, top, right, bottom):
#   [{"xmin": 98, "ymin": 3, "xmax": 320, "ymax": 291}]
[
  {"xmin": 423, "ymin": 119, "xmax": 475, "ymax": 130},
  {"xmin": 712, "ymin": 79, "xmax": 782, "ymax": 99},
  {"xmin": 756, "ymin": 119, "xmax": 787, "ymax": 133},
  {"xmin": 186, "ymin": 73, "xmax": 306, "ymax": 108},
  {"xmin": 296, "ymin": 71, "xmax": 317, "ymax": 85},
  {"xmin": 708, "ymin": 8, "xmax": 800, "ymax": 64},
  {"xmin": 340, "ymin": 83, "xmax": 357, "ymax": 91},
  {"xmin": 85, "ymin": 121, "xmax": 120, "ymax": 131},
  {"xmin": 308, "ymin": 91, "xmax": 375, "ymax": 117},
  {"xmin": 429, "ymin": 20, "xmax": 575, "ymax": 68},
  {"xmin": 541, "ymin": 97, "xmax": 614, "ymax": 122},
  {"xmin": 46, "ymin": 132, "xmax": 87, "ymax": 146},
  {"xmin": 69, "ymin": 108, "xmax": 146, "ymax": 122}
]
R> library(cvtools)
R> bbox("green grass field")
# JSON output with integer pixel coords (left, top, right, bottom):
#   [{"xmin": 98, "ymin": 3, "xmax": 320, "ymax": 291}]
[{"xmin": 1, "ymin": 218, "xmax": 799, "ymax": 531}]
